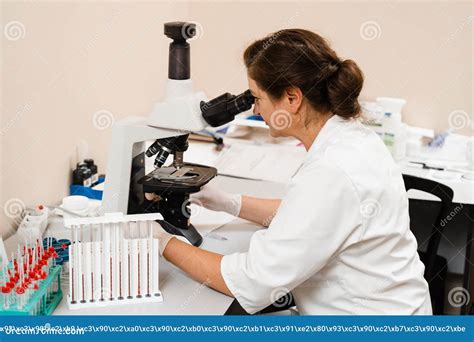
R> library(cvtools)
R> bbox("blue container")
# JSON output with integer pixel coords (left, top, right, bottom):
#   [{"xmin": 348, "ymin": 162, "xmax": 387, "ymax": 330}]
[
  {"xmin": 70, "ymin": 177, "xmax": 105, "ymax": 200},
  {"xmin": 57, "ymin": 239, "xmax": 71, "ymax": 246},
  {"xmin": 59, "ymin": 250, "xmax": 69, "ymax": 262}
]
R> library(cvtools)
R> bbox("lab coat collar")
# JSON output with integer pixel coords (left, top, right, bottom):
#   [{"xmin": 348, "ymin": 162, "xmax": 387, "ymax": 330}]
[{"xmin": 306, "ymin": 115, "xmax": 352, "ymax": 158}]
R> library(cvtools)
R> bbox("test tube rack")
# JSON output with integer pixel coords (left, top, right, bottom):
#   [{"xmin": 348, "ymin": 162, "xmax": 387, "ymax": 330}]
[
  {"xmin": 64, "ymin": 212, "xmax": 163, "ymax": 310},
  {"xmin": 1, "ymin": 238, "xmax": 64, "ymax": 315}
]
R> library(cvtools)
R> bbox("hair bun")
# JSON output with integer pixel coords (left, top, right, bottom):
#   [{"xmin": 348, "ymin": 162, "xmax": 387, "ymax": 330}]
[{"xmin": 327, "ymin": 59, "xmax": 364, "ymax": 118}]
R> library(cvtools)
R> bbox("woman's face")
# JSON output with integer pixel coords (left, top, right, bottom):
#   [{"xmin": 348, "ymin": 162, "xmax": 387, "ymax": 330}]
[{"xmin": 248, "ymin": 77, "xmax": 295, "ymax": 137}]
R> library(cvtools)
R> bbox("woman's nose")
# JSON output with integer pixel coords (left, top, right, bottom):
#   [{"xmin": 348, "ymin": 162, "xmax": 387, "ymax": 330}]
[{"xmin": 252, "ymin": 105, "xmax": 259, "ymax": 115}]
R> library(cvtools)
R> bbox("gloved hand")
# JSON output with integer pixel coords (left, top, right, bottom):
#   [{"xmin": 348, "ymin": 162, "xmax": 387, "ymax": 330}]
[
  {"xmin": 189, "ymin": 184, "xmax": 242, "ymax": 217},
  {"xmin": 151, "ymin": 221, "xmax": 176, "ymax": 256}
]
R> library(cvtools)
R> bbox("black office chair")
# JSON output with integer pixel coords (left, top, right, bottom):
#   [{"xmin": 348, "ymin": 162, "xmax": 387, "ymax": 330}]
[
  {"xmin": 402, "ymin": 174, "xmax": 454, "ymax": 314},
  {"xmin": 225, "ymin": 293, "xmax": 295, "ymax": 315}
]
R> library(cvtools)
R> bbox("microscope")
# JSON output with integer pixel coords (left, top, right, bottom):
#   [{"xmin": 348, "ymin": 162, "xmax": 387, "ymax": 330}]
[{"xmin": 101, "ymin": 22, "xmax": 254, "ymax": 247}]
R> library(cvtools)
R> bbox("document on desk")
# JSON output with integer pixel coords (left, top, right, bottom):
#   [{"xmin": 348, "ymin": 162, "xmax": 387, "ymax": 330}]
[
  {"xmin": 189, "ymin": 204, "xmax": 234, "ymax": 236},
  {"xmin": 213, "ymin": 143, "xmax": 307, "ymax": 183}
]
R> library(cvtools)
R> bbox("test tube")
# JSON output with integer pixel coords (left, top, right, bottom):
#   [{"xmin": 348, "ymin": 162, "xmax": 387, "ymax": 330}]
[
  {"xmin": 1, "ymin": 265, "xmax": 11, "ymax": 310},
  {"xmin": 120, "ymin": 238, "xmax": 128, "ymax": 300},
  {"xmin": 112, "ymin": 223, "xmax": 119, "ymax": 299},
  {"xmin": 69, "ymin": 236, "xmax": 75, "ymax": 304},
  {"xmin": 77, "ymin": 225, "xmax": 84, "ymax": 303},
  {"xmin": 103, "ymin": 223, "xmax": 111, "ymax": 301},
  {"xmin": 139, "ymin": 237, "xmax": 147, "ymax": 298},
  {"xmin": 93, "ymin": 240, "xmax": 101, "ymax": 302},
  {"xmin": 152, "ymin": 238, "xmax": 160, "ymax": 296},
  {"xmin": 130, "ymin": 238, "xmax": 138, "ymax": 298},
  {"xmin": 146, "ymin": 222, "xmax": 152, "ymax": 297},
  {"xmin": 84, "ymin": 242, "xmax": 92, "ymax": 302},
  {"xmin": 72, "ymin": 225, "xmax": 80, "ymax": 304}
]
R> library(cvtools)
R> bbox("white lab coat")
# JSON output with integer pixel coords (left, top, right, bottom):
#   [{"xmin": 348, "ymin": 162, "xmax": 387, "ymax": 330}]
[{"xmin": 221, "ymin": 115, "xmax": 432, "ymax": 315}]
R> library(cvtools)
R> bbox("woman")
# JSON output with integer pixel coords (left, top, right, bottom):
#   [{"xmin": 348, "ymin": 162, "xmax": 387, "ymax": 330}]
[{"xmin": 153, "ymin": 29, "xmax": 432, "ymax": 315}]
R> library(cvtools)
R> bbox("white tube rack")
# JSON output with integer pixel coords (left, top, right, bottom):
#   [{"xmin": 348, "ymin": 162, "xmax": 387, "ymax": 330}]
[{"xmin": 64, "ymin": 213, "xmax": 163, "ymax": 310}]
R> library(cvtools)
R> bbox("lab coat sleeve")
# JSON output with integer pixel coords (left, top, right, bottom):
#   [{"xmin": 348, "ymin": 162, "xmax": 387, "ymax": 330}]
[{"xmin": 220, "ymin": 160, "xmax": 363, "ymax": 314}]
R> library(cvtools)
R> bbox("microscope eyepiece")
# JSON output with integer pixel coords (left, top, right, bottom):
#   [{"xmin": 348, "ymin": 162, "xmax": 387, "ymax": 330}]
[
  {"xmin": 229, "ymin": 89, "xmax": 255, "ymax": 116},
  {"xmin": 200, "ymin": 89, "xmax": 255, "ymax": 127},
  {"xmin": 164, "ymin": 22, "xmax": 195, "ymax": 41},
  {"xmin": 164, "ymin": 22, "xmax": 196, "ymax": 80}
]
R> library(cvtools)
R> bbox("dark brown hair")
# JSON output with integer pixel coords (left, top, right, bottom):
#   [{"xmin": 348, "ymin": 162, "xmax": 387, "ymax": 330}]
[{"xmin": 244, "ymin": 29, "xmax": 364, "ymax": 119}]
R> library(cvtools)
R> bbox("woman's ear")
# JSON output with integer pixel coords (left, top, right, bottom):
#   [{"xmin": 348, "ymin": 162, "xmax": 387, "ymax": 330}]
[{"xmin": 285, "ymin": 87, "xmax": 303, "ymax": 112}]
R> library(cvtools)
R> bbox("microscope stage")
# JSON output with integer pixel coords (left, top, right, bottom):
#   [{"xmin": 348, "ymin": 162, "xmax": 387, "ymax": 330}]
[{"xmin": 138, "ymin": 162, "xmax": 217, "ymax": 194}]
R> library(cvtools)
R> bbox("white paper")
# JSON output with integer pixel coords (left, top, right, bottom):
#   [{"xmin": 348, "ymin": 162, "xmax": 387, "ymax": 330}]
[
  {"xmin": 213, "ymin": 143, "xmax": 307, "ymax": 183},
  {"xmin": 189, "ymin": 204, "xmax": 234, "ymax": 236}
]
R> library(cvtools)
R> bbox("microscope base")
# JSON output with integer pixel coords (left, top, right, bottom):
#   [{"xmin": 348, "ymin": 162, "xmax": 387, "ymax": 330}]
[{"xmin": 157, "ymin": 219, "xmax": 203, "ymax": 247}]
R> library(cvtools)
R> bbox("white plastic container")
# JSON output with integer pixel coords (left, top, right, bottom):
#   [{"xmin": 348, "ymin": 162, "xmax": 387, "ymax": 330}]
[
  {"xmin": 376, "ymin": 97, "xmax": 407, "ymax": 160},
  {"xmin": 376, "ymin": 97, "xmax": 406, "ymax": 120},
  {"xmin": 62, "ymin": 195, "xmax": 89, "ymax": 219}
]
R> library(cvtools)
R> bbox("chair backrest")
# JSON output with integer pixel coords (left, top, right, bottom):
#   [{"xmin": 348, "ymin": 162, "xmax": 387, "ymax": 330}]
[{"xmin": 402, "ymin": 174, "xmax": 454, "ymax": 280}]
